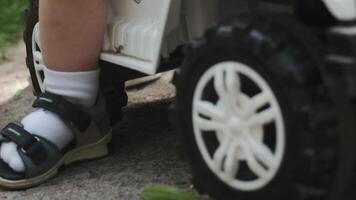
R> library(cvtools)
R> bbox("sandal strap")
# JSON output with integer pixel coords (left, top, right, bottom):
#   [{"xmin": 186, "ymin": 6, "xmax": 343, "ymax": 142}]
[
  {"xmin": 1, "ymin": 123, "xmax": 47, "ymax": 165},
  {"xmin": 32, "ymin": 92, "xmax": 91, "ymax": 131},
  {"xmin": 18, "ymin": 135, "xmax": 62, "ymax": 179}
]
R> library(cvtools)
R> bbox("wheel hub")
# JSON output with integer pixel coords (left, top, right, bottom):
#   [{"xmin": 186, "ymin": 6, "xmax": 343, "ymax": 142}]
[
  {"xmin": 228, "ymin": 117, "xmax": 243, "ymax": 133},
  {"xmin": 192, "ymin": 61, "xmax": 285, "ymax": 191}
]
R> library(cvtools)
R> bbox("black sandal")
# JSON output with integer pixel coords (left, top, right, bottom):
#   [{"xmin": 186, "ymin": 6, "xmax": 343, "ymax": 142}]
[{"xmin": 0, "ymin": 92, "xmax": 112, "ymax": 189}]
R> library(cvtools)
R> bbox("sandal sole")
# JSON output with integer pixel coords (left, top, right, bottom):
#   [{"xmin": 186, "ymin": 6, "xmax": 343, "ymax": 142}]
[{"xmin": 0, "ymin": 130, "xmax": 112, "ymax": 189}]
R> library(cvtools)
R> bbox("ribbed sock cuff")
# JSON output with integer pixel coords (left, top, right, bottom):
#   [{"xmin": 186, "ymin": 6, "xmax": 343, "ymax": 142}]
[{"xmin": 43, "ymin": 66, "xmax": 100, "ymax": 107}]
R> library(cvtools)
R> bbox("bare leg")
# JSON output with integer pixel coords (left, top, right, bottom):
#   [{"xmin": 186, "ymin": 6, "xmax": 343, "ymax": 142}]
[{"xmin": 39, "ymin": 0, "xmax": 107, "ymax": 71}]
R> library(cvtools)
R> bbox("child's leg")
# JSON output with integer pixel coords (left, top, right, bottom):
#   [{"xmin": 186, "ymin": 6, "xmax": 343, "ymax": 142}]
[
  {"xmin": 40, "ymin": 0, "xmax": 107, "ymax": 71},
  {"xmin": 0, "ymin": 0, "xmax": 108, "ymax": 173}
]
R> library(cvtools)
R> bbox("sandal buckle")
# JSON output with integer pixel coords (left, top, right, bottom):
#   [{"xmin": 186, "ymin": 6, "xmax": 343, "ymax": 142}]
[
  {"xmin": 20, "ymin": 136, "xmax": 40, "ymax": 155},
  {"xmin": 20, "ymin": 147, "xmax": 28, "ymax": 154}
]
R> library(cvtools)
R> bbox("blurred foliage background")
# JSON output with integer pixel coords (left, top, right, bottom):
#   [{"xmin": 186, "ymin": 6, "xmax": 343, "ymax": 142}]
[{"xmin": 0, "ymin": 0, "xmax": 27, "ymax": 54}]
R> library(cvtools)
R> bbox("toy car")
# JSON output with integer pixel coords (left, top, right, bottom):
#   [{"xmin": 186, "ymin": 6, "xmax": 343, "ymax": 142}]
[{"xmin": 23, "ymin": 0, "xmax": 356, "ymax": 199}]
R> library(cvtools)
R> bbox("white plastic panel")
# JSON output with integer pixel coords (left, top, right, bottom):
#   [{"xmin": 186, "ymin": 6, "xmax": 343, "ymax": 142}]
[
  {"xmin": 100, "ymin": 0, "xmax": 172, "ymax": 74},
  {"xmin": 100, "ymin": 0, "xmax": 222, "ymax": 75}
]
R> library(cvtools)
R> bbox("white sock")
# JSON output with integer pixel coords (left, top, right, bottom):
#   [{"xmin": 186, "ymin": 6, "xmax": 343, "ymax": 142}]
[{"xmin": 0, "ymin": 66, "xmax": 100, "ymax": 172}]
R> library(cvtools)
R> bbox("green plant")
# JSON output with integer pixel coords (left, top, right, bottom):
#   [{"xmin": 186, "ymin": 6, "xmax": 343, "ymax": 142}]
[
  {"xmin": 141, "ymin": 185, "xmax": 201, "ymax": 200},
  {"xmin": 0, "ymin": 0, "xmax": 27, "ymax": 54}
]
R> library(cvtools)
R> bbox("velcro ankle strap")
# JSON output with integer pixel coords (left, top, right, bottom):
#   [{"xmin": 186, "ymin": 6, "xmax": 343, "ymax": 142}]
[{"xmin": 32, "ymin": 92, "xmax": 91, "ymax": 131}]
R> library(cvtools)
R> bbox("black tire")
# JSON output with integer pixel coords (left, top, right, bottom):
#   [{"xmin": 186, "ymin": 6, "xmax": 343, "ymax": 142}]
[
  {"xmin": 24, "ymin": 0, "xmax": 41, "ymax": 96},
  {"xmin": 174, "ymin": 12, "xmax": 355, "ymax": 200}
]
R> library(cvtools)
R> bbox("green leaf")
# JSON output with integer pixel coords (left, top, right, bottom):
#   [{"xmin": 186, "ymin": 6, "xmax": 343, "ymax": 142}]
[{"xmin": 141, "ymin": 185, "xmax": 201, "ymax": 200}]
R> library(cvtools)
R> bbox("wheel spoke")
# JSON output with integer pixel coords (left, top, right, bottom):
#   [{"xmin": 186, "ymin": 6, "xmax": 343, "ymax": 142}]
[
  {"xmin": 35, "ymin": 33, "xmax": 41, "ymax": 50},
  {"xmin": 34, "ymin": 23, "xmax": 41, "ymax": 50},
  {"xmin": 33, "ymin": 51, "xmax": 43, "ymax": 63},
  {"xmin": 214, "ymin": 64, "xmax": 243, "ymax": 111},
  {"xmin": 34, "ymin": 64, "xmax": 45, "ymax": 71},
  {"xmin": 225, "ymin": 63, "xmax": 241, "ymax": 102},
  {"xmin": 239, "ymin": 140, "xmax": 269, "ymax": 179},
  {"xmin": 245, "ymin": 134, "xmax": 277, "ymax": 169},
  {"xmin": 223, "ymin": 141, "xmax": 239, "ymax": 179},
  {"xmin": 194, "ymin": 101, "xmax": 225, "ymax": 120},
  {"xmin": 248, "ymin": 107, "xmax": 276, "ymax": 127},
  {"xmin": 194, "ymin": 115, "xmax": 225, "ymax": 131},
  {"xmin": 32, "ymin": 51, "xmax": 45, "ymax": 71},
  {"xmin": 214, "ymin": 66, "xmax": 227, "ymax": 100},
  {"xmin": 213, "ymin": 139, "xmax": 231, "ymax": 170},
  {"xmin": 248, "ymin": 92, "xmax": 271, "ymax": 113}
]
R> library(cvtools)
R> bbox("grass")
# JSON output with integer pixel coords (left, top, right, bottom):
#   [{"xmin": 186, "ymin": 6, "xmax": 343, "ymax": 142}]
[{"xmin": 0, "ymin": 0, "xmax": 28, "ymax": 54}]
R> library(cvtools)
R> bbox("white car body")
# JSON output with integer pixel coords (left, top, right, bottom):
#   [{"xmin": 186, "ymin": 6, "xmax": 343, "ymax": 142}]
[
  {"xmin": 100, "ymin": 0, "xmax": 224, "ymax": 75},
  {"xmin": 98, "ymin": 0, "xmax": 356, "ymax": 75}
]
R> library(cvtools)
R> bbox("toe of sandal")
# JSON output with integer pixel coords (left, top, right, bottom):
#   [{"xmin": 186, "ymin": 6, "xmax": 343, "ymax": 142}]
[{"xmin": 0, "ymin": 123, "xmax": 63, "ymax": 189}]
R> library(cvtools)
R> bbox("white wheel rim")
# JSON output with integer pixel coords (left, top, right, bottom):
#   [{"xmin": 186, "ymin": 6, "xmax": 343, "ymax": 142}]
[
  {"xmin": 31, "ymin": 23, "xmax": 45, "ymax": 92},
  {"xmin": 192, "ymin": 61, "xmax": 285, "ymax": 191}
]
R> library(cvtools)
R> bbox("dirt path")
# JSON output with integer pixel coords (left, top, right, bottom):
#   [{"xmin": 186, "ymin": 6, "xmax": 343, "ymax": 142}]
[{"xmin": 0, "ymin": 44, "xmax": 192, "ymax": 200}]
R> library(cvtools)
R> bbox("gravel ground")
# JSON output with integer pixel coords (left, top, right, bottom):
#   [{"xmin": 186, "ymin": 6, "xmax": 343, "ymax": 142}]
[{"xmin": 0, "ymin": 44, "xmax": 193, "ymax": 200}]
